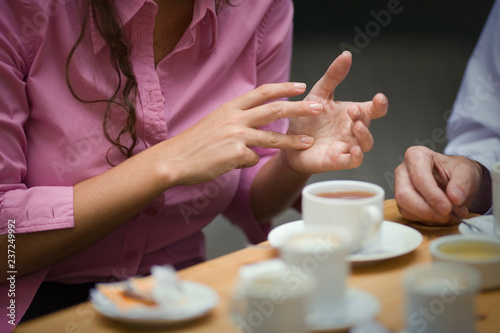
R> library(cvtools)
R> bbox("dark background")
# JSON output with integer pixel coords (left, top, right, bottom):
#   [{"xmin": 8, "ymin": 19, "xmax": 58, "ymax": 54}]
[
  {"xmin": 293, "ymin": 0, "xmax": 493, "ymax": 38},
  {"xmin": 290, "ymin": 0, "xmax": 494, "ymax": 198},
  {"xmin": 204, "ymin": 0, "xmax": 496, "ymax": 259}
]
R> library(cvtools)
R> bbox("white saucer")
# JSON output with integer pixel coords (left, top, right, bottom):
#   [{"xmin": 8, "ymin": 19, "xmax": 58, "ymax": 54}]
[
  {"xmin": 307, "ymin": 287, "xmax": 380, "ymax": 332},
  {"xmin": 459, "ymin": 215, "xmax": 496, "ymax": 237},
  {"xmin": 268, "ymin": 220, "xmax": 423, "ymax": 264},
  {"xmin": 91, "ymin": 280, "xmax": 219, "ymax": 328}
]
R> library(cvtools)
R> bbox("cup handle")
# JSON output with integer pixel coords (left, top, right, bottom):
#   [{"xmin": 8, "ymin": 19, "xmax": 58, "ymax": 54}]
[{"xmin": 361, "ymin": 205, "xmax": 383, "ymax": 242}]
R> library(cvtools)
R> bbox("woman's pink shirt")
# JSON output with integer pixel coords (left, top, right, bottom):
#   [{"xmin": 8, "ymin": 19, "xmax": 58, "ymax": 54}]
[{"xmin": 0, "ymin": 0, "xmax": 292, "ymax": 327}]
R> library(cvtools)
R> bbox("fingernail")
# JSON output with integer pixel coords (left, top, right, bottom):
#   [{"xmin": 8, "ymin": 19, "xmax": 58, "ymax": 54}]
[
  {"xmin": 294, "ymin": 82, "xmax": 306, "ymax": 90},
  {"xmin": 309, "ymin": 103, "xmax": 323, "ymax": 111},
  {"xmin": 300, "ymin": 136, "xmax": 314, "ymax": 145},
  {"xmin": 379, "ymin": 95, "xmax": 387, "ymax": 105}
]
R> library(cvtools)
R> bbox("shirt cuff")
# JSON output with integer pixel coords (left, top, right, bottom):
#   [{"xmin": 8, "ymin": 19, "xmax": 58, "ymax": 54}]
[{"xmin": 0, "ymin": 186, "xmax": 74, "ymax": 234}]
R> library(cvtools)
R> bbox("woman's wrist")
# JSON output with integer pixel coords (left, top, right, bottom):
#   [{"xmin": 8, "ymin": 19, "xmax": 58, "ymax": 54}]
[
  {"xmin": 275, "ymin": 149, "xmax": 313, "ymax": 182},
  {"xmin": 146, "ymin": 141, "xmax": 185, "ymax": 189},
  {"xmin": 250, "ymin": 150, "xmax": 311, "ymax": 222}
]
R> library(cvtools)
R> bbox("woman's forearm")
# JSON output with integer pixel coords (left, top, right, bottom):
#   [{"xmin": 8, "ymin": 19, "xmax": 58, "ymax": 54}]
[
  {"xmin": 250, "ymin": 151, "xmax": 311, "ymax": 222},
  {"xmin": 0, "ymin": 143, "xmax": 177, "ymax": 282}
]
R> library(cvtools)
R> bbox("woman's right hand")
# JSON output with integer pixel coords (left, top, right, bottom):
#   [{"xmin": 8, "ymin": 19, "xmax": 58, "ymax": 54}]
[{"xmin": 156, "ymin": 82, "xmax": 324, "ymax": 186}]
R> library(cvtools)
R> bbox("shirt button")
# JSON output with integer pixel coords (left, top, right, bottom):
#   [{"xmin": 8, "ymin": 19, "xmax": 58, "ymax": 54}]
[
  {"xmin": 126, "ymin": 251, "xmax": 137, "ymax": 261},
  {"xmin": 145, "ymin": 208, "xmax": 157, "ymax": 216}
]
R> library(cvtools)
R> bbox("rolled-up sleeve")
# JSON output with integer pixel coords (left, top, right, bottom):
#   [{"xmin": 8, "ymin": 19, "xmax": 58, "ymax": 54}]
[
  {"xmin": 0, "ymin": 2, "xmax": 74, "ymax": 235},
  {"xmin": 223, "ymin": 0, "xmax": 293, "ymax": 243}
]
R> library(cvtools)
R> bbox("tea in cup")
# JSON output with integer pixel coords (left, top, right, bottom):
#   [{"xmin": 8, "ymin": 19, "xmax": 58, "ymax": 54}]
[{"xmin": 302, "ymin": 180, "xmax": 384, "ymax": 252}]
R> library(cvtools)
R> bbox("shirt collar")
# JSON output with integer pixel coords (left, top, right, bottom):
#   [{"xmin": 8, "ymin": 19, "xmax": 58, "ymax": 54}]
[
  {"xmin": 90, "ymin": 0, "xmax": 218, "ymax": 55},
  {"xmin": 180, "ymin": 0, "xmax": 218, "ymax": 53},
  {"xmin": 90, "ymin": 0, "xmax": 147, "ymax": 55}
]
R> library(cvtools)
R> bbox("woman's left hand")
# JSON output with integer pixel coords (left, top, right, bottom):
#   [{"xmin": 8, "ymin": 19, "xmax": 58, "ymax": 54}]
[{"xmin": 284, "ymin": 51, "xmax": 388, "ymax": 174}]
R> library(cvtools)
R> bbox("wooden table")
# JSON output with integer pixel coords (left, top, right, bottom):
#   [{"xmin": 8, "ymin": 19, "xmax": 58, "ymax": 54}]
[{"xmin": 15, "ymin": 199, "xmax": 500, "ymax": 333}]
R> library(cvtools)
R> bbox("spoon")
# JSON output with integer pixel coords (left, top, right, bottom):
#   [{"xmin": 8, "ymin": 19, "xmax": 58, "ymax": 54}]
[{"xmin": 450, "ymin": 211, "xmax": 484, "ymax": 234}]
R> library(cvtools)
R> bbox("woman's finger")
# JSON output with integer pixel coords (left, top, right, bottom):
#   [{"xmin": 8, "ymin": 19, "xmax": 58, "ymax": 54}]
[
  {"xmin": 348, "ymin": 104, "xmax": 370, "ymax": 128},
  {"xmin": 246, "ymin": 100, "xmax": 323, "ymax": 128},
  {"xmin": 331, "ymin": 146, "xmax": 364, "ymax": 170},
  {"xmin": 307, "ymin": 51, "xmax": 352, "ymax": 101},
  {"xmin": 355, "ymin": 93, "xmax": 388, "ymax": 121},
  {"xmin": 351, "ymin": 120, "xmax": 374, "ymax": 152},
  {"xmin": 371, "ymin": 93, "xmax": 388, "ymax": 119},
  {"xmin": 246, "ymin": 128, "xmax": 314, "ymax": 150},
  {"xmin": 232, "ymin": 82, "xmax": 307, "ymax": 110}
]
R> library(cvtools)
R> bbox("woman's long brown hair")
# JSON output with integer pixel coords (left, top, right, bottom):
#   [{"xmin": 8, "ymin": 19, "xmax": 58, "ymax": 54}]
[{"xmin": 66, "ymin": 0, "xmax": 233, "ymax": 164}]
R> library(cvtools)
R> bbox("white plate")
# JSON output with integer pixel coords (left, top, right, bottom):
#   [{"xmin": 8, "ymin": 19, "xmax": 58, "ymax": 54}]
[
  {"xmin": 459, "ymin": 215, "xmax": 496, "ymax": 236},
  {"xmin": 268, "ymin": 220, "xmax": 423, "ymax": 264},
  {"xmin": 91, "ymin": 280, "xmax": 219, "ymax": 328},
  {"xmin": 307, "ymin": 287, "xmax": 380, "ymax": 331}
]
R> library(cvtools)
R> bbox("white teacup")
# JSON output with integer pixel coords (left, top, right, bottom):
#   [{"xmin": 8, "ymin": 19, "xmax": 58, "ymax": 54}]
[
  {"xmin": 403, "ymin": 262, "xmax": 481, "ymax": 333},
  {"xmin": 279, "ymin": 226, "xmax": 352, "ymax": 324},
  {"xmin": 302, "ymin": 180, "xmax": 384, "ymax": 252},
  {"xmin": 230, "ymin": 269, "xmax": 315, "ymax": 333},
  {"xmin": 492, "ymin": 161, "xmax": 500, "ymax": 238}
]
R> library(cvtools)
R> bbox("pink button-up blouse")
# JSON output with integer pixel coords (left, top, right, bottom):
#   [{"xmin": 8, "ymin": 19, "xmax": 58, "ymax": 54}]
[{"xmin": 0, "ymin": 0, "xmax": 293, "ymax": 328}]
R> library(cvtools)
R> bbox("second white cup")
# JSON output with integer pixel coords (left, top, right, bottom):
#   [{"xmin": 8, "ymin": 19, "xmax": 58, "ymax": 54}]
[{"xmin": 279, "ymin": 226, "xmax": 352, "ymax": 324}]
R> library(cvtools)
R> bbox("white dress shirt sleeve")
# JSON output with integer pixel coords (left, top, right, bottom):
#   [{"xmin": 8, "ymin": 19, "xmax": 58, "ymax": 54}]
[{"xmin": 444, "ymin": 0, "xmax": 500, "ymax": 170}]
